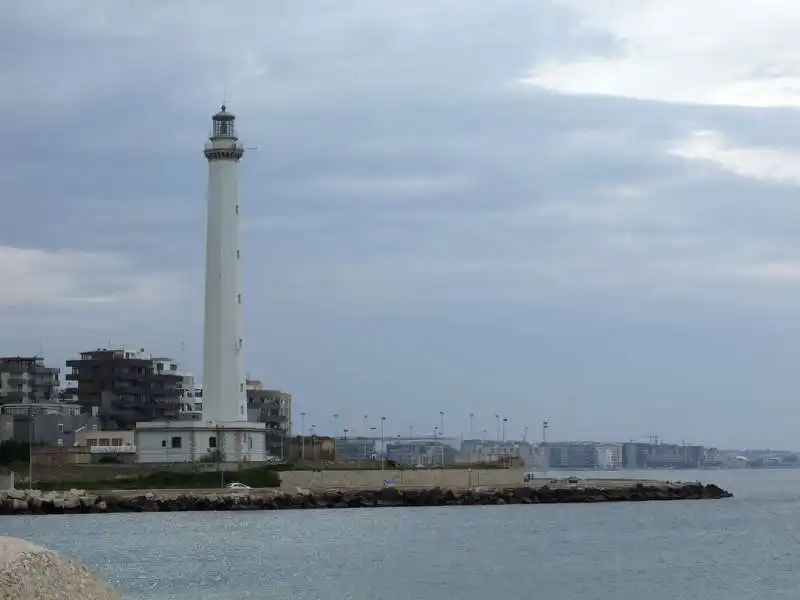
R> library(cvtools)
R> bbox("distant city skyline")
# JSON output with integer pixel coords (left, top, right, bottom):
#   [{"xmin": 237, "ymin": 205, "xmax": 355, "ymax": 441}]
[{"xmin": 4, "ymin": 2, "xmax": 800, "ymax": 449}]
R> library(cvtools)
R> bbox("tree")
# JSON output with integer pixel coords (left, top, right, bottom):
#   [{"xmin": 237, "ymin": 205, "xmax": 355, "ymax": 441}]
[{"xmin": 0, "ymin": 440, "xmax": 30, "ymax": 465}]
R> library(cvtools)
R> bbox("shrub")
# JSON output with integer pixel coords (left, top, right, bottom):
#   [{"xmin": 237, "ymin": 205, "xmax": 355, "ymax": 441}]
[
  {"xmin": 0, "ymin": 441, "xmax": 30, "ymax": 465},
  {"xmin": 39, "ymin": 466, "xmax": 282, "ymax": 491}
]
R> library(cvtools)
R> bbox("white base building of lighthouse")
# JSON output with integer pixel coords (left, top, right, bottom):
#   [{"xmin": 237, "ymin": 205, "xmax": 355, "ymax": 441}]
[
  {"xmin": 135, "ymin": 421, "xmax": 266, "ymax": 464},
  {"xmin": 135, "ymin": 105, "xmax": 267, "ymax": 464}
]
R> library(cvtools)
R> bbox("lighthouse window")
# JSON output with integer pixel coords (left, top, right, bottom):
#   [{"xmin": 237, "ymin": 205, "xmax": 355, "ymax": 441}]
[{"xmin": 215, "ymin": 121, "xmax": 231, "ymax": 137}]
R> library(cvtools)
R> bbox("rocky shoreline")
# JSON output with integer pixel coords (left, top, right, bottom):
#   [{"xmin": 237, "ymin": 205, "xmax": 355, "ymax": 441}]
[{"xmin": 0, "ymin": 481, "xmax": 732, "ymax": 514}]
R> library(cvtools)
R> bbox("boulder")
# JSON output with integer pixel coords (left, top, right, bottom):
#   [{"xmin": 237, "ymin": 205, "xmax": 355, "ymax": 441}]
[{"xmin": 0, "ymin": 536, "xmax": 120, "ymax": 600}]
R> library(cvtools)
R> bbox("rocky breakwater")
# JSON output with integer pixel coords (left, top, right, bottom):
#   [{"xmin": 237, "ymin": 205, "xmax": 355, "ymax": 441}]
[{"xmin": 0, "ymin": 481, "xmax": 732, "ymax": 515}]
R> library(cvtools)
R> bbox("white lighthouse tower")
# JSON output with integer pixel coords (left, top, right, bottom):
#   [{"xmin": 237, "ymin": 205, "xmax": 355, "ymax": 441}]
[
  {"xmin": 202, "ymin": 105, "xmax": 247, "ymax": 424},
  {"xmin": 135, "ymin": 106, "xmax": 266, "ymax": 463}
]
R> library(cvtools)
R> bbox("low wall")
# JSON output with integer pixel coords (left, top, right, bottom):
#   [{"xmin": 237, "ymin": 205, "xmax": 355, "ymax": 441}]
[{"xmin": 280, "ymin": 468, "xmax": 525, "ymax": 489}]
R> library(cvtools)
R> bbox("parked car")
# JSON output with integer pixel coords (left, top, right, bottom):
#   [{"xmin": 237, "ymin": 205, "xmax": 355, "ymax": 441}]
[{"xmin": 226, "ymin": 482, "xmax": 251, "ymax": 490}]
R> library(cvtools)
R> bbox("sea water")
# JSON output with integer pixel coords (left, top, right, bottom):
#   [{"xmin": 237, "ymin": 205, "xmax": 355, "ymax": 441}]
[{"xmin": 1, "ymin": 469, "xmax": 798, "ymax": 600}]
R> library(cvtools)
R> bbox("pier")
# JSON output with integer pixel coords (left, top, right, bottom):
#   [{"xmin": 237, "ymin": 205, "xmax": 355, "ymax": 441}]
[{"xmin": 0, "ymin": 480, "xmax": 732, "ymax": 514}]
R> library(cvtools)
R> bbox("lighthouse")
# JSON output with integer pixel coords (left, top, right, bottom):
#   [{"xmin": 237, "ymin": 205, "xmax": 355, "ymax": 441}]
[
  {"xmin": 202, "ymin": 105, "xmax": 246, "ymax": 424},
  {"xmin": 134, "ymin": 106, "xmax": 266, "ymax": 463}
]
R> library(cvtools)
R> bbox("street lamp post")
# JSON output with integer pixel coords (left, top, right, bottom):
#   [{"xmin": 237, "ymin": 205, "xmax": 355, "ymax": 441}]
[
  {"xmin": 332, "ymin": 413, "xmax": 339, "ymax": 462},
  {"xmin": 28, "ymin": 411, "xmax": 35, "ymax": 490},
  {"xmin": 380, "ymin": 417, "xmax": 386, "ymax": 471},
  {"xmin": 301, "ymin": 412, "xmax": 306, "ymax": 460},
  {"xmin": 439, "ymin": 428, "xmax": 445, "ymax": 468},
  {"xmin": 439, "ymin": 410, "xmax": 444, "ymax": 436},
  {"xmin": 502, "ymin": 417, "xmax": 508, "ymax": 442},
  {"xmin": 433, "ymin": 426, "xmax": 445, "ymax": 468},
  {"xmin": 523, "ymin": 425, "xmax": 529, "ymax": 442},
  {"xmin": 369, "ymin": 426, "xmax": 377, "ymax": 468},
  {"xmin": 310, "ymin": 424, "xmax": 316, "ymax": 460},
  {"xmin": 469, "ymin": 413, "xmax": 474, "ymax": 439},
  {"xmin": 542, "ymin": 420, "xmax": 549, "ymax": 444},
  {"xmin": 495, "ymin": 414, "xmax": 500, "ymax": 440}
]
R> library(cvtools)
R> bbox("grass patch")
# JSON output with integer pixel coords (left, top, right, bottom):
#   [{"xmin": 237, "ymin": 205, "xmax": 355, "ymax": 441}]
[{"xmin": 38, "ymin": 466, "xmax": 282, "ymax": 491}]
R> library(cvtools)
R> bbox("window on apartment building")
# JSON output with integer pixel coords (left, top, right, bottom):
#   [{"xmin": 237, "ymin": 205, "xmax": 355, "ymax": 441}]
[
  {"xmin": 171, "ymin": 436, "xmax": 182, "ymax": 449},
  {"xmin": 209, "ymin": 436, "xmax": 217, "ymax": 448},
  {"xmin": 88, "ymin": 439, "xmax": 97, "ymax": 447},
  {"xmin": 111, "ymin": 438, "xmax": 122, "ymax": 446},
  {"xmin": 248, "ymin": 437, "xmax": 253, "ymax": 450},
  {"xmin": 57, "ymin": 423, "xmax": 64, "ymax": 434},
  {"xmin": 99, "ymin": 438, "xmax": 110, "ymax": 446}
]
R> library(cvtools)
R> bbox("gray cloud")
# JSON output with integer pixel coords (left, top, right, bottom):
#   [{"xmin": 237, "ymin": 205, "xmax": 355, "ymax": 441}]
[{"xmin": 2, "ymin": 0, "xmax": 800, "ymax": 448}]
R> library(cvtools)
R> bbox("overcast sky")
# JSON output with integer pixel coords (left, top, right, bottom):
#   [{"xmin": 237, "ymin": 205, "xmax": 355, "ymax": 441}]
[{"xmin": 4, "ymin": 1, "xmax": 800, "ymax": 449}]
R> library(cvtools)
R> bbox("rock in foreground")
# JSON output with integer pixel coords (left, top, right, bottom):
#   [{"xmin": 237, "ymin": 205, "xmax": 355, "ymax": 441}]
[
  {"xmin": 0, "ymin": 482, "xmax": 732, "ymax": 515},
  {"xmin": 0, "ymin": 536, "xmax": 119, "ymax": 600}
]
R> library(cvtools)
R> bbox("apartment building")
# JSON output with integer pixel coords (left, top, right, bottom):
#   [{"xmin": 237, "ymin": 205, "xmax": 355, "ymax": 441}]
[
  {"xmin": 0, "ymin": 356, "xmax": 60, "ymax": 404},
  {"xmin": 246, "ymin": 379, "xmax": 292, "ymax": 457},
  {"xmin": 459, "ymin": 439, "xmax": 537, "ymax": 465},
  {"xmin": 335, "ymin": 437, "xmax": 377, "ymax": 462},
  {"xmin": 621, "ymin": 442, "xmax": 705, "ymax": 468},
  {"xmin": 0, "ymin": 410, "xmax": 100, "ymax": 447},
  {"xmin": 65, "ymin": 348, "xmax": 186, "ymax": 428}
]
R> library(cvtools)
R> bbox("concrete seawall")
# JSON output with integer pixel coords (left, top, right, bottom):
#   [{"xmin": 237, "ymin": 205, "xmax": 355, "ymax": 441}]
[
  {"xmin": 0, "ymin": 481, "xmax": 732, "ymax": 515},
  {"xmin": 279, "ymin": 468, "xmax": 528, "ymax": 489}
]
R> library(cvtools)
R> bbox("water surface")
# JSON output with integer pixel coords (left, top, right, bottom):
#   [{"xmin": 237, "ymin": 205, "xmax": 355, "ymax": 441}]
[{"xmin": 2, "ymin": 469, "xmax": 798, "ymax": 600}]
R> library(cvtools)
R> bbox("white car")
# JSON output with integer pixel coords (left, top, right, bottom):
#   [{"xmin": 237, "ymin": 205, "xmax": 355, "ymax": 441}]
[{"xmin": 226, "ymin": 482, "xmax": 251, "ymax": 490}]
